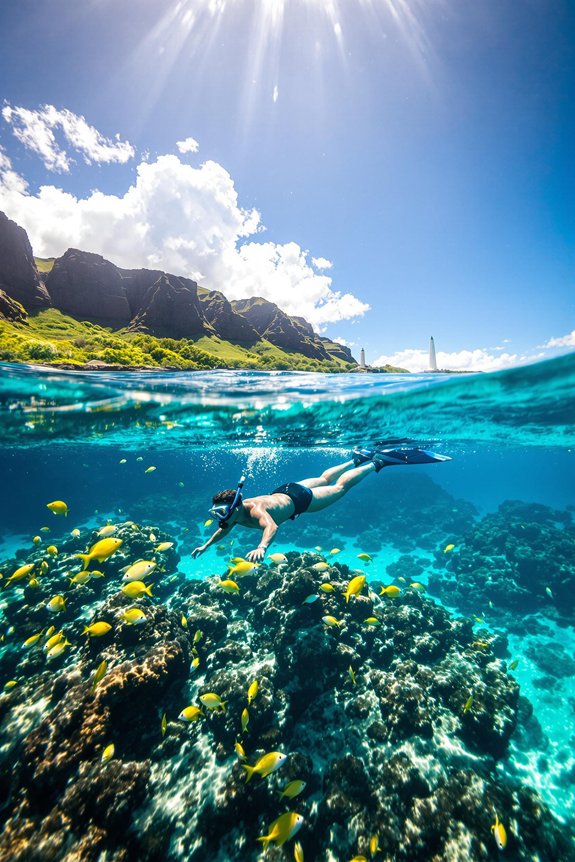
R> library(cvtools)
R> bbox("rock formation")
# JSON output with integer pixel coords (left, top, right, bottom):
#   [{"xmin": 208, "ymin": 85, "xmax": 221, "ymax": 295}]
[
  {"xmin": 0, "ymin": 289, "xmax": 26, "ymax": 323},
  {"xmin": 231, "ymin": 297, "xmax": 332, "ymax": 359},
  {"xmin": 0, "ymin": 211, "xmax": 356, "ymax": 365},
  {"xmin": 0, "ymin": 212, "xmax": 50, "ymax": 311},
  {"xmin": 128, "ymin": 274, "xmax": 209, "ymax": 338}
]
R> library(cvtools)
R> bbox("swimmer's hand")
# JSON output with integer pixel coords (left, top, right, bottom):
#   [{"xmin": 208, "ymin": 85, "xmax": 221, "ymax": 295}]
[
  {"xmin": 246, "ymin": 546, "xmax": 266, "ymax": 563},
  {"xmin": 191, "ymin": 545, "xmax": 206, "ymax": 559}
]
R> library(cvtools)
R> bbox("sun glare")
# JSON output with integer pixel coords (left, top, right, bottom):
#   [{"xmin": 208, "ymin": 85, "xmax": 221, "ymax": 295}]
[{"xmin": 128, "ymin": 0, "xmax": 435, "ymax": 131}]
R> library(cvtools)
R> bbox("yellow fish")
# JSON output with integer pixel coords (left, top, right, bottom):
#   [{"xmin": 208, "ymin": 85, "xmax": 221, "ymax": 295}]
[
  {"xmin": 329, "ymin": 548, "xmax": 341, "ymax": 555},
  {"xmin": 122, "ymin": 560, "xmax": 156, "ymax": 581},
  {"xmin": 463, "ymin": 694, "xmax": 473, "ymax": 713},
  {"xmin": 294, "ymin": 840, "xmax": 304, "ymax": 862},
  {"xmin": 491, "ymin": 814, "xmax": 507, "ymax": 850},
  {"xmin": 161, "ymin": 713, "xmax": 167, "ymax": 736},
  {"xmin": 248, "ymin": 679, "xmax": 259, "ymax": 704},
  {"xmin": 235, "ymin": 741, "xmax": 246, "ymax": 760},
  {"xmin": 45, "ymin": 625, "xmax": 56, "ymax": 637},
  {"xmin": 348, "ymin": 666, "xmax": 357, "ymax": 686},
  {"xmin": 204, "ymin": 519, "xmax": 213, "ymax": 527},
  {"xmin": 241, "ymin": 707, "xmax": 249, "ymax": 733},
  {"xmin": 319, "ymin": 583, "xmax": 335, "ymax": 592},
  {"xmin": 228, "ymin": 561, "xmax": 258, "ymax": 577},
  {"xmin": 122, "ymin": 608, "xmax": 147, "ymax": 625},
  {"xmin": 322, "ymin": 615, "xmax": 342, "ymax": 628},
  {"xmin": 509, "ymin": 659, "xmax": 519, "ymax": 671},
  {"xmin": 119, "ymin": 459, "xmax": 127, "ymax": 464},
  {"xmin": 71, "ymin": 528, "xmax": 81, "ymax": 538},
  {"xmin": 46, "ymin": 545, "xmax": 58, "ymax": 556},
  {"xmin": 219, "ymin": 579, "xmax": 240, "ymax": 594},
  {"xmin": 76, "ymin": 537, "xmax": 123, "ymax": 568},
  {"xmin": 83, "ymin": 621, "xmax": 112, "ymax": 637},
  {"xmin": 409, "ymin": 582, "xmax": 426, "ymax": 591},
  {"xmin": 312, "ymin": 562, "xmax": 330, "ymax": 572},
  {"xmin": 357, "ymin": 553, "xmax": 373, "ymax": 563},
  {"xmin": 33, "ymin": 536, "xmax": 41, "ymax": 545},
  {"xmin": 47, "ymin": 595, "xmax": 66, "ymax": 614},
  {"xmin": 364, "ymin": 617, "xmax": 381, "ymax": 626},
  {"xmin": 101, "ymin": 743, "xmax": 115, "ymax": 763},
  {"xmin": 444, "ymin": 543, "xmax": 455, "ymax": 553},
  {"xmin": 268, "ymin": 553, "xmax": 288, "ymax": 564},
  {"xmin": 23, "ymin": 632, "xmax": 43, "ymax": 649},
  {"xmin": 179, "ymin": 705, "xmax": 203, "ymax": 722},
  {"xmin": 4, "ymin": 680, "xmax": 18, "ymax": 690},
  {"xmin": 5, "ymin": 563, "xmax": 36, "ymax": 586},
  {"xmin": 28, "ymin": 577, "xmax": 40, "ymax": 588},
  {"xmin": 181, "ymin": 614, "xmax": 188, "ymax": 629},
  {"xmin": 92, "ymin": 659, "xmax": 108, "ymax": 688},
  {"xmin": 380, "ymin": 585, "xmax": 401, "ymax": 598},
  {"xmin": 190, "ymin": 657, "xmax": 200, "ymax": 672},
  {"xmin": 121, "ymin": 580, "xmax": 153, "ymax": 599},
  {"xmin": 200, "ymin": 692, "xmax": 226, "ymax": 711},
  {"xmin": 370, "ymin": 833, "xmax": 381, "ymax": 856},
  {"xmin": 47, "ymin": 639, "xmax": 71, "ymax": 660},
  {"xmin": 40, "ymin": 526, "xmax": 51, "ymax": 532},
  {"xmin": 68, "ymin": 571, "xmax": 91, "ymax": 585},
  {"xmin": 344, "ymin": 574, "xmax": 366, "ymax": 603},
  {"xmin": 279, "ymin": 779, "xmax": 307, "ymax": 799},
  {"xmin": 47, "ymin": 500, "xmax": 68, "ymax": 516},
  {"xmin": 242, "ymin": 751, "xmax": 287, "ymax": 783},
  {"xmin": 257, "ymin": 811, "xmax": 304, "ymax": 847},
  {"xmin": 154, "ymin": 542, "xmax": 174, "ymax": 553},
  {"xmin": 144, "ymin": 466, "xmax": 156, "ymax": 473},
  {"xmin": 193, "ymin": 629, "xmax": 203, "ymax": 644},
  {"xmin": 45, "ymin": 631, "xmax": 65, "ymax": 651},
  {"xmin": 97, "ymin": 525, "xmax": 117, "ymax": 538}
]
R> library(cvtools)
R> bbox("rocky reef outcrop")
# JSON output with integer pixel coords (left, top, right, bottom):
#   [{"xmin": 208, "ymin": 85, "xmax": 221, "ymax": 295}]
[
  {"xmin": 429, "ymin": 500, "xmax": 575, "ymax": 623},
  {"xmin": 0, "ymin": 212, "xmax": 51, "ymax": 311},
  {"xmin": 1, "ymin": 521, "xmax": 573, "ymax": 861}
]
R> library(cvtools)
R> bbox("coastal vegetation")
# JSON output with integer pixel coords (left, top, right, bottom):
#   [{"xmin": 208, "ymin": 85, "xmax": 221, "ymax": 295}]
[{"xmin": 0, "ymin": 309, "xmax": 365, "ymax": 371}]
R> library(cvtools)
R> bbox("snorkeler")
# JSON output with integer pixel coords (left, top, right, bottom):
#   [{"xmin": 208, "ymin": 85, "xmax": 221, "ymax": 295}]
[{"xmin": 191, "ymin": 442, "xmax": 451, "ymax": 563}]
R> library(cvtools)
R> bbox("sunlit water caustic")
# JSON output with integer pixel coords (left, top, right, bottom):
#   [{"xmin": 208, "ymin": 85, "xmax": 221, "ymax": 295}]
[{"xmin": 0, "ymin": 355, "xmax": 574, "ymax": 860}]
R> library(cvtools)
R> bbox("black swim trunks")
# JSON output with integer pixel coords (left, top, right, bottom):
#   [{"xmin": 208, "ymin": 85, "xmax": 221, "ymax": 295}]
[{"xmin": 271, "ymin": 482, "xmax": 313, "ymax": 520}]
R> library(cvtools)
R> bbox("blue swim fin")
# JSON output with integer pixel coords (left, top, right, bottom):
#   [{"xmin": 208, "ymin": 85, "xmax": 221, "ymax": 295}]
[{"xmin": 372, "ymin": 447, "xmax": 451, "ymax": 472}]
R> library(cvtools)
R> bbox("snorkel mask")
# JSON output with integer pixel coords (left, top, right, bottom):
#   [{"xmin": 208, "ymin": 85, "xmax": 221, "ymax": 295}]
[{"xmin": 209, "ymin": 475, "xmax": 246, "ymax": 528}]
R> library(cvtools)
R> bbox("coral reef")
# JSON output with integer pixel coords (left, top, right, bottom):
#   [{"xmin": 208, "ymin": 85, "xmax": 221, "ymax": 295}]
[
  {"xmin": 428, "ymin": 500, "xmax": 575, "ymax": 623},
  {"xmin": 1, "ymin": 529, "xmax": 574, "ymax": 861}
]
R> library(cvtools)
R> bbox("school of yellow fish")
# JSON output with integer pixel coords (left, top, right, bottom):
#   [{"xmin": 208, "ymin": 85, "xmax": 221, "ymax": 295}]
[{"xmin": 1, "ymin": 509, "xmax": 510, "ymax": 856}]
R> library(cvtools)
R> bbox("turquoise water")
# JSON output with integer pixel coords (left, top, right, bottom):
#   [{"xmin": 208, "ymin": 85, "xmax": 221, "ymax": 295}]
[{"xmin": 0, "ymin": 356, "xmax": 574, "ymax": 860}]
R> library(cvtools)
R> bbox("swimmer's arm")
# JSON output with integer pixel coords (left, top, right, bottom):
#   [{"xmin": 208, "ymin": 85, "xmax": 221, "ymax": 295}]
[
  {"xmin": 191, "ymin": 524, "xmax": 233, "ymax": 558},
  {"xmin": 246, "ymin": 509, "xmax": 278, "ymax": 562}
]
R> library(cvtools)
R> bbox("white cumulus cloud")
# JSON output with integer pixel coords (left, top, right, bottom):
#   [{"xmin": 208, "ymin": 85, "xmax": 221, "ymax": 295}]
[
  {"xmin": 0, "ymin": 136, "xmax": 368, "ymax": 329},
  {"xmin": 311, "ymin": 256, "xmax": 333, "ymax": 270},
  {"xmin": 176, "ymin": 136, "xmax": 199, "ymax": 154},
  {"xmin": 543, "ymin": 330, "xmax": 575, "ymax": 349},
  {"xmin": 2, "ymin": 104, "xmax": 135, "ymax": 172},
  {"xmin": 373, "ymin": 347, "xmax": 545, "ymax": 373}
]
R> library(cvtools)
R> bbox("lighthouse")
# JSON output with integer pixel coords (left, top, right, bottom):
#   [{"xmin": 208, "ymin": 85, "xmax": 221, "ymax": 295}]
[
  {"xmin": 428, "ymin": 336, "xmax": 438, "ymax": 372},
  {"xmin": 360, "ymin": 348, "xmax": 366, "ymax": 369}
]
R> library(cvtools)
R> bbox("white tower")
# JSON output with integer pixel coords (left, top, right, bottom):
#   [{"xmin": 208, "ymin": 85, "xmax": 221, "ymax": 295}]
[
  {"xmin": 360, "ymin": 348, "xmax": 366, "ymax": 369},
  {"xmin": 428, "ymin": 336, "xmax": 438, "ymax": 372}
]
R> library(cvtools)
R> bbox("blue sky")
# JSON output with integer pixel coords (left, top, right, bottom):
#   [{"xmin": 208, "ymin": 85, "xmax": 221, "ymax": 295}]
[{"xmin": 0, "ymin": 0, "xmax": 574, "ymax": 371}]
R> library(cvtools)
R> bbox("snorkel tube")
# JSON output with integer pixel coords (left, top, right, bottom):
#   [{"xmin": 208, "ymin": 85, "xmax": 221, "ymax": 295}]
[{"xmin": 214, "ymin": 475, "xmax": 246, "ymax": 528}]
